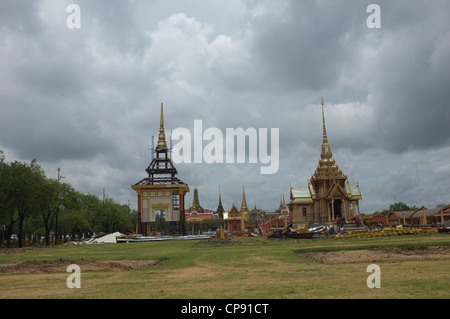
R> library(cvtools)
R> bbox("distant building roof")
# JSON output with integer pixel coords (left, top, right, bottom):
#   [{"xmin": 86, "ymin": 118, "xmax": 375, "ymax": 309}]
[
  {"xmin": 410, "ymin": 207, "xmax": 441, "ymax": 217},
  {"xmin": 289, "ymin": 188, "xmax": 313, "ymax": 205}
]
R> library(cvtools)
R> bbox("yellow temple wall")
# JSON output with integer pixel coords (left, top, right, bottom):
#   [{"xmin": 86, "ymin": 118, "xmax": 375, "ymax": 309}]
[
  {"xmin": 141, "ymin": 189, "xmax": 177, "ymax": 222},
  {"xmin": 292, "ymin": 205, "xmax": 314, "ymax": 223}
]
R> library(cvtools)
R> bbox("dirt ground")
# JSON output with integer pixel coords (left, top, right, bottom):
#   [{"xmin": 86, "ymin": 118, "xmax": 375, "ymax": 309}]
[
  {"xmin": 301, "ymin": 245, "xmax": 450, "ymax": 264},
  {"xmin": 0, "ymin": 258, "xmax": 159, "ymax": 274}
]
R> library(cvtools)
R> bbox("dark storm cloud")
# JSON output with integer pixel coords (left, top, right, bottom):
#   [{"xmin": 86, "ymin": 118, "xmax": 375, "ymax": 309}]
[
  {"xmin": 0, "ymin": 92, "xmax": 113, "ymax": 162},
  {"xmin": 249, "ymin": 1, "xmax": 368, "ymax": 92},
  {"xmin": 77, "ymin": 0, "xmax": 150, "ymax": 56},
  {"xmin": 0, "ymin": 0, "xmax": 151, "ymax": 163},
  {"xmin": 246, "ymin": 0, "xmax": 450, "ymax": 154},
  {"xmin": 369, "ymin": 27, "xmax": 450, "ymax": 153},
  {"xmin": 0, "ymin": 0, "xmax": 43, "ymax": 36},
  {"xmin": 12, "ymin": 54, "xmax": 87, "ymax": 98}
]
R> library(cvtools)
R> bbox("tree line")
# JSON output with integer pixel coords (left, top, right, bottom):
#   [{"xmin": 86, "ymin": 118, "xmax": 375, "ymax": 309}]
[{"xmin": 0, "ymin": 151, "xmax": 137, "ymax": 248}]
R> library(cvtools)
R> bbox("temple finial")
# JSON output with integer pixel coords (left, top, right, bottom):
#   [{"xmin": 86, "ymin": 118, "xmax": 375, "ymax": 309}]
[
  {"xmin": 156, "ymin": 102, "xmax": 167, "ymax": 150},
  {"xmin": 321, "ymin": 97, "xmax": 328, "ymax": 143},
  {"xmin": 320, "ymin": 97, "xmax": 333, "ymax": 159},
  {"xmin": 160, "ymin": 102, "xmax": 164, "ymax": 127}
]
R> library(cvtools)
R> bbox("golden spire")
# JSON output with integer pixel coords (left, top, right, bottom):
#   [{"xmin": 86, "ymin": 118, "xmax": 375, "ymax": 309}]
[
  {"xmin": 240, "ymin": 186, "xmax": 250, "ymax": 222},
  {"xmin": 320, "ymin": 97, "xmax": 332, "ymax": 159},
  {"xmin": 321, "ymin": 96, "xmax": 328, "ymax": 143},
  {"xmin": 240, "ymin": 186, "xmax": 248, "ymax": 212},
  {"xmin": 156, "ymin": 102, "xmax": 167, "ymax": 150}
]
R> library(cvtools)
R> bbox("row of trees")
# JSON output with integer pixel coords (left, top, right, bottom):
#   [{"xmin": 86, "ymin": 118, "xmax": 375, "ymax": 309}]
[
  {"xmin": 0, "ymin": 151, "xmax": 137, "ymax": 247},
  {"xmin": 378, "ymin": 202, "xmax": 420, "ymax": 215},
  {"xmin": 374, "ymin": 202, "xmax": 447, "ymax": 216}
]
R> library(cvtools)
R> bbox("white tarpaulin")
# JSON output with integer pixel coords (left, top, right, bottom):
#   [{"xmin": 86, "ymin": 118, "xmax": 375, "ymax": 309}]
[
  {"xmin": 94, "ymin": 232, "xmax": 122, "ymax": 243},
  {"xmin": 75, "ymin": 232, "xmax": 123, "ymax": 244}
]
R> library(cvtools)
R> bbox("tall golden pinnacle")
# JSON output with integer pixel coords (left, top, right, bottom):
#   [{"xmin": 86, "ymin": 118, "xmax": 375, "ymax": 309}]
[
  {"xmin": 320, "ymin": 97, "xmax": 332, "ymax": 159},
  {"xmin": 156, "ymin": 102, "xmax": 167, "ymax": 150},
  {"xmin": 321, "ymin": 96, "xmax": 328, "ymax": 143}
]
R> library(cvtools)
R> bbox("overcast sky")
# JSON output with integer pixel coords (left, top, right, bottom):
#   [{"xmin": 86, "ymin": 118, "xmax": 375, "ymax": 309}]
[{"xmin": 1, "ymin": 0, "xmax": 449, "ymax": 214}]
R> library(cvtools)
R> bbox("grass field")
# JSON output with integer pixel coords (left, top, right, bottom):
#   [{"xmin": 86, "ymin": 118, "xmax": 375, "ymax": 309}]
[{"xmin": 1, "ymin": 233, "xmax": 449, "ymax": 299}]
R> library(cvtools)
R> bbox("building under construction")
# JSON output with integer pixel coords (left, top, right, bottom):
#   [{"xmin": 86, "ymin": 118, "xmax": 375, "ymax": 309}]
[{"xmin": 131, "ymin": 103, "xmax": 190, "ymax": 236}]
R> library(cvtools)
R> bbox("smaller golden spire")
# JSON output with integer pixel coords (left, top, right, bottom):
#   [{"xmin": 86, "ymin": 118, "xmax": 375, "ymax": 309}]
[
  {"xmin": 156, "ymin": 102, "xmax": 167, "ymax": 150},
  {"xmin": 241, "ymin": 186, "xmax": 250, "ymax": 222},
  {"xmin": 240, "ymin": 186, "xmax": 248, "ymax": 212}
]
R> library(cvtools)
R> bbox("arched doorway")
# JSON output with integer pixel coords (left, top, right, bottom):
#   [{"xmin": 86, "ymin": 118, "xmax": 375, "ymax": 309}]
[{"xmin": 333, "ymin": 199, "xmax": 342, "ymax": 219}]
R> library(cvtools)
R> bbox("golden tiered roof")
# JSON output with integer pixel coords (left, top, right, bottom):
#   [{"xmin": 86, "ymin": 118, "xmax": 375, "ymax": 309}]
[{"xmin": 227, "ymin": 203, "xmax": 241, "ymax": 219}]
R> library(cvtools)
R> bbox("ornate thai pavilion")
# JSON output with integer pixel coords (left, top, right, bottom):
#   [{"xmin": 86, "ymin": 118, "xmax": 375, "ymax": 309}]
[{"xmin": 288, "ymin": 98, "xmax": 362, "ymax": 225}]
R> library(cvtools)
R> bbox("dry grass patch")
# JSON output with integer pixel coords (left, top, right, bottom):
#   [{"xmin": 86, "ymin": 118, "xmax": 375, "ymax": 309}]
[
  {"xmin": 0, "ymin": 258, "xmax": 159, "ymax": 274},
  {"xmin": 300, "ymin": 245, "xmax": 450, "ymax": 264},
  {"xmin": 169, "ymin": 263, "xmax": 218, "ymax": 281}
]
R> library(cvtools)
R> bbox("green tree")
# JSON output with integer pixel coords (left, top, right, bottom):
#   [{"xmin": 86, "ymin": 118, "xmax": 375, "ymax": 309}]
[
  {"xmin": 36, "ymin": 179, "xmax": 75, "ymax": 246},
  {"xmin": 7, "ymin": 159, "xmax": 45, "ymax": 247},
  {"xmin": 128, "ymin": 209, "xmax": 138, "ymax": 233},
  {"xmin": 58, "ymin": 191, "xmax": 99, "ymax": 239},
  {"xmin": 59, "ymin": 208, "xmax": 92, "ymax": 240},
  {"xmin": 100, "ymin": 198, "xmax": 133, "ymax": 233},
  {"xmin": 389, "ymin": 202, "xmax": 410, "ymax": 212},
  {"xmin": 0, "ymin": 152, "xmax": 18, "ymax": 245},
  {"xmin": 37, "ymin": 178, "xmax": 57, "ymax": 246},
  {"xmin": 202, "ymin": 218, "xmax": 224, "ymax": 232}
]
